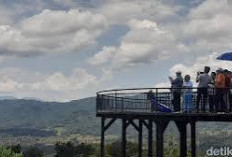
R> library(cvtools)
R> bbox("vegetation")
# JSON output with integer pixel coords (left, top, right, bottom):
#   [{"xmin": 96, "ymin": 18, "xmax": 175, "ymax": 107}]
[
  {"xmin": 106, "ymin": 140, "xmax": 138, "ymax": 157},
  {"xmin": 54, "ymin": 142, "xmax": 95, "ymax": 157},
  {"xmin": 0, "ymin": 98, "xmax": 230, "ymax": 156},
  {"xmin": 0, "ymin": 147, "xmax": 22, "ymax": 157},
  {"xmin": 23, "ymin": 147, "xmax": 43, "ymax": 157},
  {"xmin": 0, "ymin": 98, "xmax": 101, "ymax": 137},
  {"xmin": 7, "ymin": 144, "xmax": 21, "ymax": 154}
]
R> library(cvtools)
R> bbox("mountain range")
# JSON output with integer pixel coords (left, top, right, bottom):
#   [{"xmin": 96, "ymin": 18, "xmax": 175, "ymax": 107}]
[
  {"xmin": 0, "ymin": 97, "xmax": 100, "ymax": 137},
  {"xmin": 0, "ymin": 97, "xmax": 231, "ymax": 150}
]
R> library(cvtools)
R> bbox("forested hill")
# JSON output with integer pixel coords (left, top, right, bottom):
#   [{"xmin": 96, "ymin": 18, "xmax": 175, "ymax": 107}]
[
  {"xmin": 0, "ymin": 97, "xmax": 100, "ymax": 136},
  {"xmin": 0, "ymin": 97, "xmax": 232, "ymax": 139}
]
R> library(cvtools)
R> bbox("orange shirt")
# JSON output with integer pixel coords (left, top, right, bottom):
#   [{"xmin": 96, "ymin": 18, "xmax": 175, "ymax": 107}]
[
  {"xmin": 215, "ymin": 73, "xmax": 225, "ymax": 88},
  {"xmin": 225, "ymin": 74, "xmax": 231, "ymax": 87}
]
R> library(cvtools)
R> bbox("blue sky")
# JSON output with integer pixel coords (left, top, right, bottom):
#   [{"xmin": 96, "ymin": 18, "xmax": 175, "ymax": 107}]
[{"xmin": 1, "ymin": 0, "xmax": 232, "ymax": 101}]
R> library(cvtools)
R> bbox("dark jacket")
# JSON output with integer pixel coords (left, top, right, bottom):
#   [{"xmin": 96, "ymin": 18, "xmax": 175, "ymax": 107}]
[{"xmin": 171, "ymin": 76, "xmax": 183, "ymax": 92}]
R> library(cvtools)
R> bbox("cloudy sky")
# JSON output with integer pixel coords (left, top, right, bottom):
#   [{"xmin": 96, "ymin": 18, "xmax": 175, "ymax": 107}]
[{"xmin": 0, "ymin": 0, "xmax": 232, "ymax": 101}]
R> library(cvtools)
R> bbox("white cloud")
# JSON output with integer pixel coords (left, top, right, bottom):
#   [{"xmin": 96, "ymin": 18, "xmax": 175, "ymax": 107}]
[
  {"xmin": 0, "ymin": 9, "xmax": 107, "ymax": 56},
  {"xmin": 0, "ymin": 77, "xmax": 21, "ymax": 92},
  {"xmin": 90, "ymin": 19, "xmax": 181, "ymax": 69},
  {"xmin": 21, "ymin": 9, "xmax": 106, "ymax": 37},
  {"xmin": 188, "ymin": 0, "xmax": 231, "ymax": 20},
  {"xmin": 2, "ymin": 0, "xmax": 232, "ymax": 100},
  {"xmin": 154, "ymin": 82, "xmax": 171, "ymax": 88},
  {"xmin": 155, "ymin": 52, "xmax": 232, "ymax": 88},
  {"xmin": 0, "ymin": 67, "xmax": 100, "ymax": 101},
  {"xmin": 50, "ymin": 0, "xmax": 75, "ymax": 7},
  {"xmin": 170, "ymin": 52, "xmax": 232, "ymax": 82},
  {"xmin": 88, "ymin": 46, "xmax": 117, "ymax": 65},
  {"xmin": 99, "ymin": 0, "xmax": 181, "ymax": 24},
  {"xmin": 33, "ymin": 68, "xmax": 97, "ymax": 91},
  {"xmin": 102, "ymin": 0, "xmax": 232, "ymax": 68},
  {"xmin": 182, "ymin": 0, "xmax": 232, "ymax": 55}
]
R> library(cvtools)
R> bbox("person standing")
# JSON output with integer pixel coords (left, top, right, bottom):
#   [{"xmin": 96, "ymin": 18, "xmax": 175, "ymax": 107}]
[
  {"xmin": 169, "ymin": 71, "xmax": 183, "ymax": 112},
  {"xmin": 183, "ymin": 75, "xmax": 193, "ymax": 113},
  {"xmin": 196, "ymin": 66, "xmax": 212, "ymax": 112},
  {"xmin": 228, "ymin": 71, "xmax": 232, "ymax": 112},
  {"xmin": 224, "ymin": 69, "xmax": 232, "ymax": 112},
  {"xmin": 215, "ymin": 68, "xmax": 226, "ymax": 112},
  {"xmin": 208, "ymin": 72, "xmax": 216, "ymax": 112}
]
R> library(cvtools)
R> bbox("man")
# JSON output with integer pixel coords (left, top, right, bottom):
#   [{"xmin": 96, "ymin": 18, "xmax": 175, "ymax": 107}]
[
  {"xmin": 224, "ymin": 69, "xmax": 232, "ymax": 112},
  {"xmin": 208, "ymin": 72, "xmax": 216, "ymax": 112},
  {"xmin": 196, "ymin": 66, "xmax": 212, "ymax": 112},
  {"xmin": 215, "ymin": 68, "xmax": 226, "ymax": 112},
  {"xmin": 169, "ymin": 71, "xmax": 183, "ymax": 112}
]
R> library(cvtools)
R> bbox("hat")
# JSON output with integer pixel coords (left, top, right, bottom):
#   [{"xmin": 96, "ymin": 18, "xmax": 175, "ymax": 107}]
[{"xmin": 176, "ymin": 71, "xmax": 181, "ymax": 74}]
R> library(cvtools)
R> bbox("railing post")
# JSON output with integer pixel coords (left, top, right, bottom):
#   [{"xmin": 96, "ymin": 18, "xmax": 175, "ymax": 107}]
[
  {"xmin": 115, "ymin": 91, "xmax": 117, "ymax": 111},
  {"xmin": 121, "ymin": 97, "xmax": 124, "ymax": 112},
  {"xmin": 96, "ymin": 94, "xmax": 99, "ymax": 113},
  {"xmin": 155, "ymin": 88, "xmax": 158, "ymax": 112}
]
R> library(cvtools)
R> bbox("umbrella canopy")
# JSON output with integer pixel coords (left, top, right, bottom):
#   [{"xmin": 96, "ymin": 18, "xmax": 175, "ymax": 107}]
[{"xmin": 217, "ymin": 52, "xmax": 232, "ymax": 61}]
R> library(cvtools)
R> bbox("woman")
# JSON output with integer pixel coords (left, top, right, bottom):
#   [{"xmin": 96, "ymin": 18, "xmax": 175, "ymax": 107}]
[{"xmin": 183, "ymin": 75, "xmax": 193, "ymax": 113}]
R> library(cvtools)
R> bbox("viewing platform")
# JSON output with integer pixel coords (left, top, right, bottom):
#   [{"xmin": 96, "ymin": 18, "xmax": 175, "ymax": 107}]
[{"xmin": 96, "ymin": 87, "xmax": 232, "ymax": 157}]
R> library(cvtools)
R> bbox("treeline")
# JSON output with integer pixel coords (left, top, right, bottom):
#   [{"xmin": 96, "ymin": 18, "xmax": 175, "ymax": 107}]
[
  {"xmin": 1, "ymin": 142, "xmax": 94, "ymax": 157},
  {"xmin": 2, "ymin": 137, "xmax": 205, "ymax": 157},
  {"xmin": 2, "ymin": 142, "xmax": 96, "ymax": 157}
]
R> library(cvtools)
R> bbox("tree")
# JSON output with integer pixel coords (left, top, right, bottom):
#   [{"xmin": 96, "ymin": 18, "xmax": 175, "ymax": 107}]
[
  {"xmin": 164, "ymin": 135, "xmax": 179, "ymax": 157},
  {"xmin": 23, "ymin": 147, "xmax": 43, "ymax": 157},
  {"xmin": 7, "ymin": 144, "xmax": 21, "ymax": 154},
  {"xmin": 75, "ymin": 143, "xmax": 95, "ymax": 157},
  {"xmin": 54, "ymin": 142, "xmax": 76, "ymax": 157},
  {"xmin": 106, "ymin": 140, "xmax": 138, "ymax": 157},
  {"xmin": 55, "ymin": 141, "xmax": 96, "ymax": 157},
  {"xmin": 0, "ymin": 146, "xmax": 23, "ymax": 157}
]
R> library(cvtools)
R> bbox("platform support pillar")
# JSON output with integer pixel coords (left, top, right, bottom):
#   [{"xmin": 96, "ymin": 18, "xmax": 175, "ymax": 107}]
[
  {"xmin": 191, "ymin": 121, "xmax": 196, "ymax": 157},
  {"xmin": 122, "ymin": 119, "xmax": 127, "ymax": 157},
  {"xmin": 155, "ymin": 120, "xmax": 169, "ymax": 157},
  {"xmin": 176, "ymin": 121, "xmax": 188, "ymax": 157},
  {"xmin": 101, "ymin": 118, "xmax": 105, "ymax": 157},
  {"xmin": 148, "ymin": 120, "xmax": 153, "ymax": 157},
  {"xmin": 100, "ymin": 118, "xmax": 116, "ymax": 157},
  {"xmin": 138, "ymin": 120, "xmax": 143, "ymax": 157}
]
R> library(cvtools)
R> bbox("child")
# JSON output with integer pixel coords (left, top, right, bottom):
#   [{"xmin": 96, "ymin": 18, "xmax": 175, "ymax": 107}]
[{"xmin": 183, "ymin": 75, "xmax": 193, "ymax": 113}]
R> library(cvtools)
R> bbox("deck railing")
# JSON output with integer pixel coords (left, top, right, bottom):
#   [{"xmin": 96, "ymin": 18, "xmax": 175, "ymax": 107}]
[{"xmin": 96, "ymin": 87, "xmax": 232, "ymax": 114}]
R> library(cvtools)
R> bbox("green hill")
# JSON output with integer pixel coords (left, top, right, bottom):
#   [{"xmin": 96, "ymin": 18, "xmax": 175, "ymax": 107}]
[
  {"xmin": 0, "ymin": 97, "xmax": 232, "ymax": 149},
  {"xmin": 0, "ymin": 97, "xmax": 100, "ymax": 136}
]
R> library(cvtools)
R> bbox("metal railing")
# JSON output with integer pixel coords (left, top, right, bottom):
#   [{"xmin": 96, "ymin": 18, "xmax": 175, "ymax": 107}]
[{"xmin": 96, "ymin": 87, "xmax": 232, "ymax": 114}]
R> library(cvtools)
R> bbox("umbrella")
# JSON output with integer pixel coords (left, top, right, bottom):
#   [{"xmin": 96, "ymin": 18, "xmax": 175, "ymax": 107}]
[{"xmin": 216, "ymin": 52, "xmax": 232, "ymax": 61}]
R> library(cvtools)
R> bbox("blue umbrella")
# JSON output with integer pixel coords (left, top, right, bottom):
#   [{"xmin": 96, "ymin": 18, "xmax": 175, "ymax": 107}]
[{"xmin": 217, "ymin": 52, "xmax": 232, "ymax": 61}]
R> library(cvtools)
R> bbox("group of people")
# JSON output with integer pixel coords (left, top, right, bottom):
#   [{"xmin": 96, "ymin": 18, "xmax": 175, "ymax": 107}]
[{"xmin": 169, "ymin": 66, "xmax": 232, "ymax": 113}]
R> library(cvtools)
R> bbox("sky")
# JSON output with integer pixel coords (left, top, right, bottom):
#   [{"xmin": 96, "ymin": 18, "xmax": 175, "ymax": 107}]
[{"xmin": 1, "ymin": 0, "xmax": 232, "ymax": 101}]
